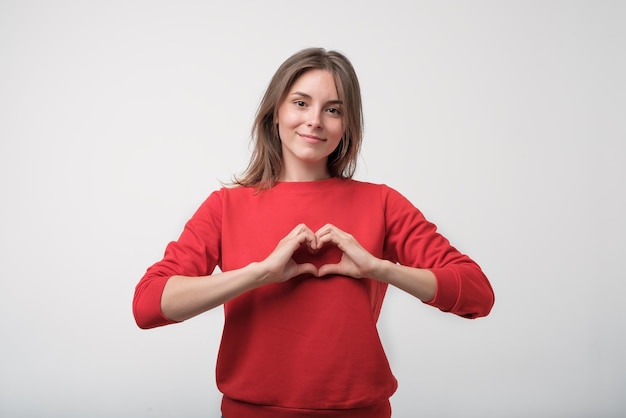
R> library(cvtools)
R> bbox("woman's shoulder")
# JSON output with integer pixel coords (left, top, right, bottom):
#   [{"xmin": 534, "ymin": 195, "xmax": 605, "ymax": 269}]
[
  {"xmin": 192, "ymin": 184, "xmax": 255, "ymax": 208},
  {"xmin": 343, "ymin": 178, "xmax": 399, "ymax": 195},
  {"xmin": 347, "ymin": 179, "xmax": 417, "ymax": 209},
  {"xmin": 208, "ymin": 184, "xmax": 259, "ymax": 204},
  {"xmin": 217, "ymin": 183, "xmax": 255, "ymax": 193}
]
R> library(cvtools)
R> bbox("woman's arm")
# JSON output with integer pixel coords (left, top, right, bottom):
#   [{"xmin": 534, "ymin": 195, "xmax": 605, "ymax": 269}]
[
  {"xmin": 161, "ymin": 264, "xmax": 265, "ymax": 322},
  {"xmin": 161, "ymin": 224, "xmax": 319, "ymax": 322},
  {"xmin": 315, "ymin": 223, "xmax": 435, "ymax": 301},
  {"xmin": 380, "ymin": 186, "xmax": 495, "ymax": 318},
  {"xmin": 370, "ymin": 261, "xmax": 437, "ymax": 303},
  {"xmin": 315, "ymin": 218, "xmax": 493, "ymax": 319}
]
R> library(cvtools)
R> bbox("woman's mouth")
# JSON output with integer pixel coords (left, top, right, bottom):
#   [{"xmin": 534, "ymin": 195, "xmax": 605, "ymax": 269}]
[{"xmin": 298, "ymin": 133, "xmax": 326, "ymax": 143}]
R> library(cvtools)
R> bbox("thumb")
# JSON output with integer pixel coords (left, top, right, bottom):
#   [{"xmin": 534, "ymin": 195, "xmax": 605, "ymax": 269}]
[
  {"xmin": 318, "ymin": 263, "xmax": 341, "ymax": 277},
  {"xmin": 294, "ymin": 262, "xmax": 318, "ymax": 277}
]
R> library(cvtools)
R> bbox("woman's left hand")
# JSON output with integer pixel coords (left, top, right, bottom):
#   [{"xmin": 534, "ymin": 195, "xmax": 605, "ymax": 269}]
[{"xmin": 315, "ymin": 224, "xmax": 382, "ymax": 279}]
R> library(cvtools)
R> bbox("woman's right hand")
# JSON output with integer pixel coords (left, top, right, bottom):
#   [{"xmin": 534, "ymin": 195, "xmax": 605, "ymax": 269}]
[{"xmin": 257, "ymin": 223, "xmax": 319, "ymax": 284}]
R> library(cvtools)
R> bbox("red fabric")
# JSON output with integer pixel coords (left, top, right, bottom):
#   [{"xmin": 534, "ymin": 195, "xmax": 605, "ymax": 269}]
[
  {"xmin": 221, "ymin": 396, "xmax": 392, "ymax": 418},
  {"xmin": 133, "ymin": 178, "xmax": 494, "ymax": 414}
]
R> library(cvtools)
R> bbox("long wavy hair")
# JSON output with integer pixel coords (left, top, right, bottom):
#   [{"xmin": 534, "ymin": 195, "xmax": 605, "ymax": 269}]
[{"xmin": 233, "ymin": 48, "xmax": 363, "ymax": 189}]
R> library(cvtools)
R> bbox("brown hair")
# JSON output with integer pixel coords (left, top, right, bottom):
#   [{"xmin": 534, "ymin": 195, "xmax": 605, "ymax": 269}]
[{"xmin": 233, "ymin": 47, "xmax": 363, "ymax": 189}]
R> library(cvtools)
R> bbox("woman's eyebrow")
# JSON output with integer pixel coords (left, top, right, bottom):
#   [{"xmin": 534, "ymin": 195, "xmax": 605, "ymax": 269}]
[
  {"xmin": 290, "ymin": 91, "xmax": 343, "ymax": 105},
  {"xmin": 290, "ymin": 91, "xmax": 311, "ymax": 99}
]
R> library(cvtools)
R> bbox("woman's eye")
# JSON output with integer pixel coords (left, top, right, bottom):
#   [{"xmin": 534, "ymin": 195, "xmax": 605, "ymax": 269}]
[
  {"xmin": 327, "ymin": 107, "xmax": 341, "ymax": 115},
  {"xmin": 294, "ymin": 100, "xmax": 306, "ymax": 107}
]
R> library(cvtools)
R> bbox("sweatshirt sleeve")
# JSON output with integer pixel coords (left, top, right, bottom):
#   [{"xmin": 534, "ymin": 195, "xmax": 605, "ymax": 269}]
[
  {"xmin": 132, "ymin": 190, "xmax": 223, "ymax": 329},
  {"xmin": 381, "ymin": 186, "xmax": 494, "ymax": 319}
]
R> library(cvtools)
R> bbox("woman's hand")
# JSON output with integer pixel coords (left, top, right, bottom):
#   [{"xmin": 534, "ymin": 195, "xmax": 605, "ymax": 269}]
[
  {"xmin": 313, "ymin": 225, "xmax": 436, "ymax": 303},
  {"xmin": 315, "ymin": 223, "xmax": 382, "ymax": 279},
  {"xmin": 258, "ymin": 223, "xmax": 319, "ymax": 284},
  {"xmin": 259, "ymin": 223, "xmax": 384, "ymax": 283}
]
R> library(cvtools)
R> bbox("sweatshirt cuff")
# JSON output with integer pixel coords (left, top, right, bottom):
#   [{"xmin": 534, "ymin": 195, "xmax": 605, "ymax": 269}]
[
  {"xmin": 133, "ymin": 275, "xmax": 179, "ymax": 329},
  {"xmin": 424, "ymin": 268, "xmax": 459, "ymax": 312}
]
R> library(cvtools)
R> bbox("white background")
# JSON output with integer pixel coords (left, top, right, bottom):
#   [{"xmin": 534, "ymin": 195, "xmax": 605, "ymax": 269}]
[{"xmin": 1, "ymin": 1, "xmax": 624, "ymax": 417}]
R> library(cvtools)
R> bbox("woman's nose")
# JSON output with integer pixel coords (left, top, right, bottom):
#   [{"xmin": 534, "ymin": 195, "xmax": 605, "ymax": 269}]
[{"xmin": 307, "ymin": 110, "xmax": 322, "ymax": 128}]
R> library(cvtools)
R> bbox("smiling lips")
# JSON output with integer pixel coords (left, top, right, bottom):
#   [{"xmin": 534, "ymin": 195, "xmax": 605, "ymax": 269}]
[{"xmin": 298, "ymin": 133, "xmax": 326, "ymax": 143}]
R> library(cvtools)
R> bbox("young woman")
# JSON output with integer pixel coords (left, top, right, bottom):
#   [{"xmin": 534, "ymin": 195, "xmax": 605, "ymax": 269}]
[{"xmin": 133, "ymin": 47, "xmax": 494, "ymax": 418}]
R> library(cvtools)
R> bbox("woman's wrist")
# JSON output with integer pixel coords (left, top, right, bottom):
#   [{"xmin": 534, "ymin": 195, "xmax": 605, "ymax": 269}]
[
  {"xmin": 369, "ymin": 258, "xmax": 393, "ymax": 283},
  {"xmin": 245, "ymin": 261, "xmax": 274, "ymax": 287}
]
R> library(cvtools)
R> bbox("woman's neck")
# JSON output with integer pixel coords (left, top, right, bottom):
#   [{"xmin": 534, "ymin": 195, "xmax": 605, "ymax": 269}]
[{"xmin": 279, "ymin": 161, "xmax": 330, "ymax": 182}]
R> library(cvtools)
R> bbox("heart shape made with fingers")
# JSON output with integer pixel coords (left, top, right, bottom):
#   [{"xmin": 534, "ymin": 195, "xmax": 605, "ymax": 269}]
[
  {"xmin": 286, "ymin": 224, "xmax": 371, "ymax": 279},
  {"xmin": 292, "ymin": 238, "xmax": 342, "ymax": 270}
]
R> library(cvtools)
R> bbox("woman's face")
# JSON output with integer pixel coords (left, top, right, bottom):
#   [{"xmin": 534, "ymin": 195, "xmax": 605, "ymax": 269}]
[{"xmin": 276, "ymin": 69, "xmax": 344, "ymax": 181}]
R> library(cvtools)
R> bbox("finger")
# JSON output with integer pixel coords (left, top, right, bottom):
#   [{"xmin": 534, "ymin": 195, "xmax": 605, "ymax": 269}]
[
  {"xmin": 315, "ymin": 223, "xmax": 337, "ymax": 238},
  {"xmin": 318, "ymin": 263, "xmax": 343, "ymax": 277},
  {"xmin": 293, "ymin": 262, "xmax": 318, "ymax": 278},
  {"xmin": 316, "ymin": 228, "xmax": 349, "ymax": 249},
  {"xmin": 315, "ymin": 231, "xmax": 334, "ymax": 248},
  {"xmin": 284, "ymin": 262, "xmax": 318, "ymax": 280},
  {"xmin": 289, "ymin": 223, "xmax": 314, "ymax": 238},
  {"xmin": 289, "ymin": 224, "xmax": 316, "ymax": 248},
  {"xmin": 315, "ymin": 224, "xmax": 332, "ymax": 245},
  {"xmin": 300, "ymin": 224, "xmax": 323, "ymax": 251}
]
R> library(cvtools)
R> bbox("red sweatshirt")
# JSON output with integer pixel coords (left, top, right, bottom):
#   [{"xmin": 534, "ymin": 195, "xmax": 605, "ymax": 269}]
[{"xmin": 133, "ymin": 178, "xmax": 494, "ymax": 417}]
